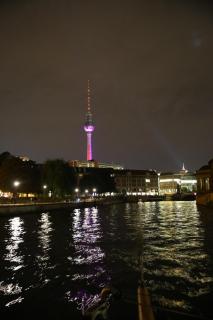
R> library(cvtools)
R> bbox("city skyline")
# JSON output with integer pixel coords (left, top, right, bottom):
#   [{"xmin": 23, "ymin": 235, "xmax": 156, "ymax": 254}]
[{"xmin": 0, "ymin": 0, "xmax": 213, "ymax": 171}]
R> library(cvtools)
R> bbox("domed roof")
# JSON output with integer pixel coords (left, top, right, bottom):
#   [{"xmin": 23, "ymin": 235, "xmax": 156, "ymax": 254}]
[{"xmin": 198, "ymin": 165, "xmax": 210, "ymax": 171}]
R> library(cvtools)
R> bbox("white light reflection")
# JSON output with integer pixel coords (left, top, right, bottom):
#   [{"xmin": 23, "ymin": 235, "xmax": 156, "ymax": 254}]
[
  {"xmin": 72, "ymin": 207, "xmax": 104, "ymax": 265},
  {"xmin": 37, "ymin": 212, "xmax": 52, "ymax": 272},
  {"xmin": 142, "ymin": 201, "xmax": 213, "ymax": 312},
  {"xmin": 5, "ymin": 296, "xmax": 24, "ymax": 307},
  {"xmin": 3, "ymin": 217, "xmax": 25, "ymax": 305},
  {"xmin": 38, "ymin": 212, "xmax": 52, "ymax": 253},
  {"xmin": 67, "ymin": 207, "xmax": 110, "ymax": 310},
  {"xmin": 5, "ymin": 217, "xmax": 25, "ymax": 269},
  {"xmin": 0, "ymin": 282, "xmax": 22, "ymax": 295}
]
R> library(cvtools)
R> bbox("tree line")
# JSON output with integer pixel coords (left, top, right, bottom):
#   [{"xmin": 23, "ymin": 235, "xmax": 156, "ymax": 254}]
[{"xmin": 0, "ymin": 152, "xmax": 116, "ymax": 197}]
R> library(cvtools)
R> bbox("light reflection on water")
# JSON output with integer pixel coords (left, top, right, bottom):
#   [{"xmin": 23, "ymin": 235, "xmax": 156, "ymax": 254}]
[
  {"xmin": 67, "ymin": 207, "xmax": 110, "ymax": 311},
  {"xmin": 0, "ymin": 217, "xmax": 25, "ymax": 306},
  {"xmin": 139, "ymin": 201, "xmax": 213, "ymax": 314},
  {"xmin": 0, "ymin": 201, "xmax": 212, "ymax": 319},
  {"xmin": 36, "ymin": 212, "xmax": 53, "ymax": 285},
  {"xmin": 38, "ymin": 212, "xmax": 52, "ymax": 254},
  {"xmin": 5, "ymin": 217, "xmax": 25, "ymax": 269}
]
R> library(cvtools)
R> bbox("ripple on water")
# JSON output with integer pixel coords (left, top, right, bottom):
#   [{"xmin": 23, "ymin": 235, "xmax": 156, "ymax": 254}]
[
  {"xmin": 140, "ymin": 201, "xmax": 213, "ymax": 315},
  {"xmin": 0, "ymin": 202, "xmax": 213, "ymax": 319}
]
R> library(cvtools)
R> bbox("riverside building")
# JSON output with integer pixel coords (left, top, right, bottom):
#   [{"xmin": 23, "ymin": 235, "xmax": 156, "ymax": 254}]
[
  {"xmin": 69, "ymin": 160, "xmax": 123, "ymax": 170},
  {"xmin": 196, "ymin": 158, "xmax": 213, "ymax": 206},
  {"xmin": 159, "ymin": 164, "xmax": 197, "ymax": 195},
  {"xmin": 114, "ymin": 169, "xmax": 159, "ymax": 195}
]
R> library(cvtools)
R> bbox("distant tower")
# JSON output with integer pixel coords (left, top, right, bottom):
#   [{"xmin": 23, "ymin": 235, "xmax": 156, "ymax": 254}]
[
  {"xmin": 84, "ymin": 80, "xmax": 95, "ymax": 161},
  {"xmin": 180, "ymin": 163, "xmax": 188, "ymax": 174}
]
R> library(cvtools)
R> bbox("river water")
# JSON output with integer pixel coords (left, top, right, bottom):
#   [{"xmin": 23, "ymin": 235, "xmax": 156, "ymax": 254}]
[{"xmin": 0, "ymin": 201, "xmax": 213, "ymax": 319}]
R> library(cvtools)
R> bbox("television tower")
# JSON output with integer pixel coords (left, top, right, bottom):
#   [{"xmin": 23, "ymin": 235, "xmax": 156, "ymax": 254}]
[{"xmin": 84, "ymin": 80, "xmax": 95, "ymax": 161}]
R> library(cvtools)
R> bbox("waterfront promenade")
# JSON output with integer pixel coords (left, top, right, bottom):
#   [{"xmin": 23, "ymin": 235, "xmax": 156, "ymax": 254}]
[
  {"xmin": 0, "ymin": 193, "xmax": 196, "ymax": 216},
  {"xmin": 0, "ymin": 196, "xmax": 126, "ymax": 215}
]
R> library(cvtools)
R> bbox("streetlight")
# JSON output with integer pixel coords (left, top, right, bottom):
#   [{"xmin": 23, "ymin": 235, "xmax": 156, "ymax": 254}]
[
  {"xmin": 13, "ymin": 180, "xmax": 20, "ymax": 201},
  {"xmin": 43, "ymin": 185, "xmax": 47, "ymax": 198},
  {"xmin": 92, "ymin": 188, "xmax": 97, "ymax": 197},
  {"xmin": 74, "ymin": 188, "xmax": 79, "ymax": 202},
  {"xmin": 13, "ymin": 181, "xmax": 20, "ymax": 188},
  {"xmin": 85, "ymin": 189, "xmax": 89, "ymax": 197}
]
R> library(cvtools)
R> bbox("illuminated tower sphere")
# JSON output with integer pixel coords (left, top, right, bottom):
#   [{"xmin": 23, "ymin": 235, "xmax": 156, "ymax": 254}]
[{"xmin": 84, "ymin": 80, "xmax": 95, "ymax": 161}]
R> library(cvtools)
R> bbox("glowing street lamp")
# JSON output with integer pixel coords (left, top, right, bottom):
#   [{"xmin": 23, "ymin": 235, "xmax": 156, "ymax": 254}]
[
  {"xmin": 92, "ymin": 188, "xmax": 97, "ymax": 197},
  {"xmin": 43, "ymin": 185, "xmax": 48, "ymax": 197},
  {"xmin": 13, "ymin": 180, "xmax": 20, "ymax": 200},
  {"xmin": 13, "ymin": 181, "xmax": 20, "ymax": 187},
  {"xmin": 74, "ymin": 188, "xmax": 80, "ymax": 201}
]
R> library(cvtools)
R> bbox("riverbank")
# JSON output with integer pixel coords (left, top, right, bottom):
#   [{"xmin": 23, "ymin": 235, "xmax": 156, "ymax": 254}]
[
  {"xmin": 0, "ymin": 197, "xmax": 125, "ymax": 216},
  {"xmin": 0, "ymin": 194, "xmax": 196, "ymax": 216}
]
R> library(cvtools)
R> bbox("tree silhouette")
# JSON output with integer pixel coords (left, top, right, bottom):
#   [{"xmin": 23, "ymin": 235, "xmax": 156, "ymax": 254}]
[{"xmin": 42, "ymin": 159, "xmax": 74, "ymax": 197}]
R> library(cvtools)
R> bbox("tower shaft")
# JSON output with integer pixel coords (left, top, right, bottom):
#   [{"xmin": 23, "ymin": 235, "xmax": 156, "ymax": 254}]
[{"xmin": 87, "ymin": 132, "xmax": 92, "ymax": 161}]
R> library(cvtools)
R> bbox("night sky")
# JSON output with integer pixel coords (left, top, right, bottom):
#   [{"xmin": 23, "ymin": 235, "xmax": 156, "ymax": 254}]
[{"xmin": 0, "ymin": 0, "xmax": 213, "ymax": 172}]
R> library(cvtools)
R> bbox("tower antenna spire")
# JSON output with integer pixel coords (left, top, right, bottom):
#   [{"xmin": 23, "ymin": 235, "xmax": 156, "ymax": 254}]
[{"xmin": 87, "ymin": 79, "xmax": 91, "ymax": 112}]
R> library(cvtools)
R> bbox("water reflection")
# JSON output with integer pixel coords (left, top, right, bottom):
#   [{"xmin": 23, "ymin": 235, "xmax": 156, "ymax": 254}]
[
  {"xmin": 71, "ymin": 207, "xmax": 105, "ymax": 267},
  {"xmin": 67, "ymin": 207, "xmax": 109, "ymax": 311},
  {"xmin": 5, "ymin": 217, "xmax": 25, "ymax": 269},
  {"xmin": 1, "ymin": 217, "xmax": 25, "ymax": 306},
  {"xmin": 34, "ymin": 212, "xmax": 53, "ymax": 286},
  {"xmin": 0, "ymin": 201, "xmax": 212, "ymax": 318},
  {"xmin": 37, "ymin": 212, "xmax": 52, "ymax": 263},
  {"xmin": 140, "ymin": 201, "xmax": 213, "ymax": 315}
]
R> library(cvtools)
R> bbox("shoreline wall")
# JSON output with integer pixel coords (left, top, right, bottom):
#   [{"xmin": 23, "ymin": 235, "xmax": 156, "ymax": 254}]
[
  {"xmin": 0, "ymin": 194, "xmax": 196, "ymax": 216},
  {"xmin": 0, "ymin": 198, "xmax": 125, "ymax": 216},
  {"xmin": 196, "ymin": 193, "xmax": 213, "ymax": 207}
]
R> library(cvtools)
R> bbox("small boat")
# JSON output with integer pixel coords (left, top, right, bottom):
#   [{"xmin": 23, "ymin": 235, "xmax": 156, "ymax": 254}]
[{"xmin": 137, "ymin": 282, "xmax": 155, "ymax": 320}]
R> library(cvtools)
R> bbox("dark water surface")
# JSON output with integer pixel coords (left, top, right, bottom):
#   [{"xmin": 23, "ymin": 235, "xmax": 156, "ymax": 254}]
[{"xmin": 0, "ymin": 201, "xmax": 213, "ymax": 319}]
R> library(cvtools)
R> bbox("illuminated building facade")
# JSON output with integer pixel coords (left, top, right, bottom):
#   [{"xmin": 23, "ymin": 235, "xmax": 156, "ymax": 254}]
[
  {"xmin": 69, "ymin": 160, "xmax": 123, "ymax": 170},
  {"xmin": 19, "ymin": 156, "xmax": 30, "ymax": 162},
  {"xmin": 84, "ymin": 80, "xmax": 95, "ymax": 161},
  {"xmin": 114, "ymin": 169, "xmax": 158, "ymax": 195},
  {"xmin": 159, "ymin": 164, "xmax": 197, "ymax": 195},
  {"xmin": 196, "ymin": 158, "xmax": 213, "ymax": 206}
]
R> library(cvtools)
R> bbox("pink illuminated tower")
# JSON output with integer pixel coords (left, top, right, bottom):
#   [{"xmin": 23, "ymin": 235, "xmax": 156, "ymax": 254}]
[{"xmin": 84, "ymin": 80, "xmax": 95, "ymax": 161}]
